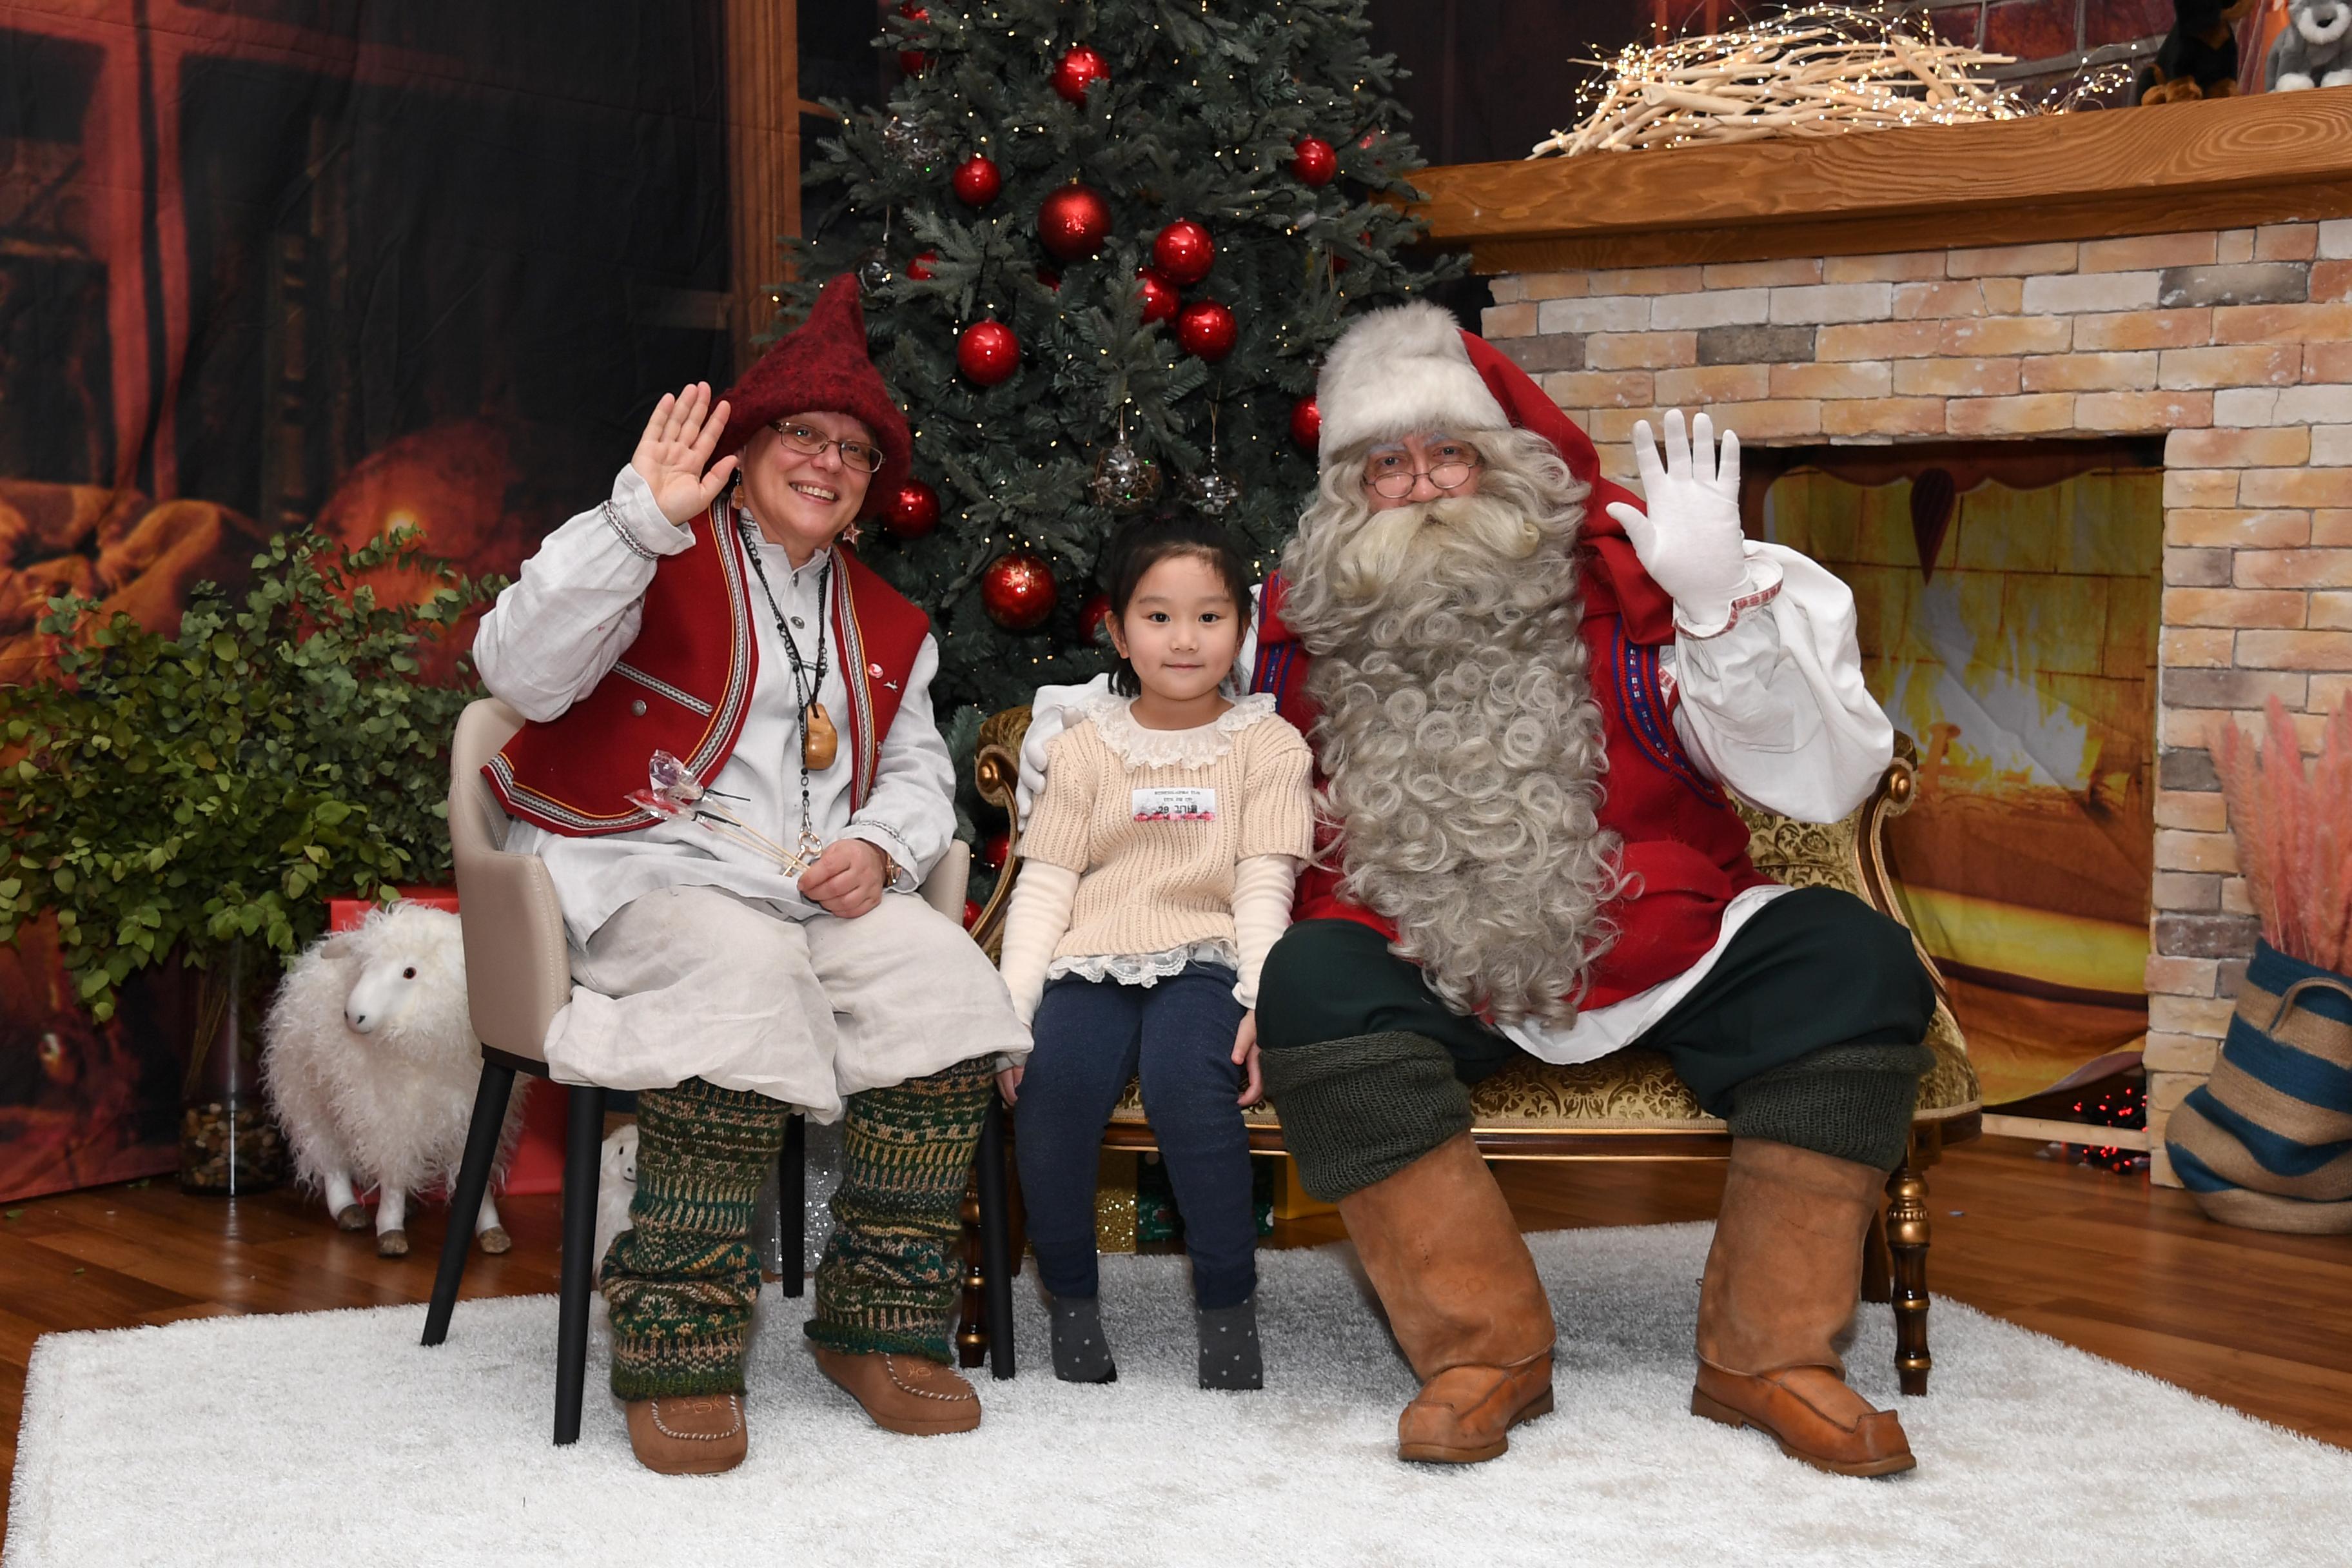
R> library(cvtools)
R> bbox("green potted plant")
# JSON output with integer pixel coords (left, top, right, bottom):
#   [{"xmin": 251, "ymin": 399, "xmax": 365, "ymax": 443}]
[{"xmin": 0, "ymin": 527, "xmax": 498, "ymax": 1193}]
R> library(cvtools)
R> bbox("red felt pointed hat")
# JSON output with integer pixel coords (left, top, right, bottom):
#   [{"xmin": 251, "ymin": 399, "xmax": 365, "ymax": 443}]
[{"xmin": 714, "ymin": 273, "xmax": 912, "ymax": 515}]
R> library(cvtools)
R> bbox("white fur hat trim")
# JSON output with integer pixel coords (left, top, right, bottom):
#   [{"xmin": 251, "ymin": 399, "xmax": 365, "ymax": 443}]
[{"xmin": 1316, "ymin": 299, "xmax": 1510, "ymax": 460}]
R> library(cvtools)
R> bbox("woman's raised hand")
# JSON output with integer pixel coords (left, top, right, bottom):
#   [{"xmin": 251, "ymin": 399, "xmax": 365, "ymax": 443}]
[{"xmin": 631, "ymin": 382, "xmax": 738, "ymax": 526}]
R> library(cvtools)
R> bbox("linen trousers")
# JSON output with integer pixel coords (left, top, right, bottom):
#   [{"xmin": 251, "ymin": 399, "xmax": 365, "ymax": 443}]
[{"xmin": 552, "ymin": 883, "xmax": 1027, "ymax": 1121}]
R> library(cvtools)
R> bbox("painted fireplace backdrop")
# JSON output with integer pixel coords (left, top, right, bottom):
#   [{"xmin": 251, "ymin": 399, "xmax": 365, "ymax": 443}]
[
  {"xmin": 1750, "ymin": 444, "xmax": 2164, "ymax": 1106},
  {"xmin": 0, "ymin": 1, "xmax": 736, "ymax": 1202}
]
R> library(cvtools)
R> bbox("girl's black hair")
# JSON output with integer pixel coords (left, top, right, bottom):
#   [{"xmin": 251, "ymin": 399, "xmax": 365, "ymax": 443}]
[{"xmin": 1099, "ymin": 513, "xmax": 1255, "ymax": 697}]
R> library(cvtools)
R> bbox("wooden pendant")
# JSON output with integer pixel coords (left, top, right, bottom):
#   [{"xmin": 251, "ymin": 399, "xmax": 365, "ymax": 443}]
[{"xmin": 803, "ymin": 701, "xmax": 839, "ymax": 770}]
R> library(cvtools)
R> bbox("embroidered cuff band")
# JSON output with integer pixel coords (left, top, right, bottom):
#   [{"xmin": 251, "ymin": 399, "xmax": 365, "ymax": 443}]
[
  {"xmin": 602, "ymin": 499, "xmax": 662, "ymax": 562},
  {"xmin": 1675, "ymin": 558, "xmax": 1785, "ymax": 640}
]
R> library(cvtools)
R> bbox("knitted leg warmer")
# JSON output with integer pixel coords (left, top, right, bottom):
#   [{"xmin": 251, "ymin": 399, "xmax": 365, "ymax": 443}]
[
  {"xmin": 602, "ymin": 1075, "xmax": 792, "ymax": 1400},
  {"xmin": 1725, "ymin": 1042, "xmax": 1936, "ymax": 1173},
  {"xmin": 1256, "ymin": 1031, "xmax": 1473, "ymax": 1202},
  {"xmin": 805, "ymin": 1056, "xmax": 994, "ymax": 1363}
]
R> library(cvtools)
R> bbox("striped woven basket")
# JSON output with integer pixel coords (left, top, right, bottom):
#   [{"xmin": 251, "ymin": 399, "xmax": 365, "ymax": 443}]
[{"xmin": 2166, "ymin": 940, "xmax": 2352, "ymax": 1234}]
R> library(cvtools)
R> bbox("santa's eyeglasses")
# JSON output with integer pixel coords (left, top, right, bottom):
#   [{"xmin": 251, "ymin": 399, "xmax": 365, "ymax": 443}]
[
  {"xmin": 770, "ymin": 420, "xmax": 885, "ymax": 474},
  {"xmin": 1362, "ymin": 442, "xmax": 1484, "ymax": 500}
]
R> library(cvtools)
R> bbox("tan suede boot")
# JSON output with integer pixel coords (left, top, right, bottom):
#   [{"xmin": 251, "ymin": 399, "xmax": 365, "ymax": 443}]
[
  {"xmin": 1337, "ymin": 1132, "xmax": 1556, "ymax": 1464},
  {"xmin": 622, "ymin": 1394, "xmax": 748, "ymax": 1475},
  {"xmin": 1691, "ymin": 1138, "xmax": 1915, "ymax": 1477}
]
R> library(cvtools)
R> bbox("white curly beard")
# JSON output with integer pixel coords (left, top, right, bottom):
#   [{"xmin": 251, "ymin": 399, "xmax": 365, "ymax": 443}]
[{"xmin": 1278, "ymin": 428, "xmax": 1620, "ymax": 1028}]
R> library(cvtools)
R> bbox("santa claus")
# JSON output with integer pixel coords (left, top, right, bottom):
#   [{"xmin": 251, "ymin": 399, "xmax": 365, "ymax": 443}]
[{"xmin": 1023, "ymin": 302, "xmax": 1935, "ymax": 1478}]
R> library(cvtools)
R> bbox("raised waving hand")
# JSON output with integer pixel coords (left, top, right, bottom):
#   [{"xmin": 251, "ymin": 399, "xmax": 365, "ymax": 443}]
[
  {"xmin": 1604, "ymin": 408, "xmax": 1749, "ymax": 634},
  {"xmin": 631, "ymin": 381, "xmax": 738, "ymax": 527}
]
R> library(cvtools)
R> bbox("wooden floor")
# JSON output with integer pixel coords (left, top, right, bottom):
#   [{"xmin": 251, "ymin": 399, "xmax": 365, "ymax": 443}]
[{"xmin": 4, "ymin": 1135, "xmax": 2348, "ymax": 1548}]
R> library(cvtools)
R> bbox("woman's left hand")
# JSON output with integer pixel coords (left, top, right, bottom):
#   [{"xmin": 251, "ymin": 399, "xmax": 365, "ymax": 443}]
[
  {"xmin": 801, "ymin": 838, "xmax": 890, "ymax": 918},
  {"xmin": 1232, "ymin": 1011, "xmax": 1264, "ymax": 1107}
]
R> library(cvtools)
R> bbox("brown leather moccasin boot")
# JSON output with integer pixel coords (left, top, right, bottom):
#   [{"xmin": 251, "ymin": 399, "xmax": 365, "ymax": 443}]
[
  {"xmin": 1691, "ymin": 1360, "xmax": 1914, "ymax": 1477},
  {"xmin": 811, "ymin": 1346, "xmax": 982, "ymax": 1436},
  {"xmin": 1397, "ymin": 1349, "xmax": 1556, "ymax": 1464},
  {"xmin": 623, "ymin": 1393, "xmax": 748, "ymax": 1475},
  {"xmin": 1692, "ymin": 1138, "xmax": 1916, "ymax": 1478},
  {"xmin": 1338, "ymin": 1132, "xmax": 1558, "ymax": 1465}
]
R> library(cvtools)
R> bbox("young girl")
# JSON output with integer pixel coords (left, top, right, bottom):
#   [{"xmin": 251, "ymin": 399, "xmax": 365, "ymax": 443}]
[{"xmin": 997, "ymin": 516, "xmax": 1313, "ymax": 1389}]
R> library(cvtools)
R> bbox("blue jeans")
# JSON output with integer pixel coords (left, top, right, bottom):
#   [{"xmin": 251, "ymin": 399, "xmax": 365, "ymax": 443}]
[{"xmin": 1014, "ymin": 962, "xmax": 1257, "ymax": 1309}]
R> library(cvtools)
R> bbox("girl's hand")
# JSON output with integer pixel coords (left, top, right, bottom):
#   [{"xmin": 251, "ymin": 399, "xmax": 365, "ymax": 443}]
[
  {"xmin": 631, "ymin": 381, "xmax": 738, "ymax": 526},
  {"xmin": 997, "ymin": 1064, "xmax": 1024, "ymax": 1105},
  {"xmin": 1232, "ymin": 1012, "xmax": 1263, "ymax": 1107}
]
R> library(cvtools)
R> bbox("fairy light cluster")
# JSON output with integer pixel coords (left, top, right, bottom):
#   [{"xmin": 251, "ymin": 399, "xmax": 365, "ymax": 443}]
[{"xmin": 1530, "ymin": 3, "xmax": 2123, "ymax": 159}]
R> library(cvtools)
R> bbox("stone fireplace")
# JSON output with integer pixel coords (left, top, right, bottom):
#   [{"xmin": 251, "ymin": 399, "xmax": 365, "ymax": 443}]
[{"xmin": 1415, "ymin": 89, "xmax": 2352, "ymax": 1182}]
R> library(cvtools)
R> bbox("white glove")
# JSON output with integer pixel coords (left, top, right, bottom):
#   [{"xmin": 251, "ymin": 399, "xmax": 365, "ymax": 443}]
[
  {"xmin": 1605, "ymin": 409, "xmax": 1749, "ymax": 636},
  {"xmin": 1015, "ymin": 676, "xmax": 1112, "ymax": 827}
]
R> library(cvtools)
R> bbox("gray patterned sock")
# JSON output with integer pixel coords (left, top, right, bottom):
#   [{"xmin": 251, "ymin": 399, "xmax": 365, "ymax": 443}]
[
  {"xmin": 1047, "ymin": 1294, "xmax": 1117, "ymax": 1384},
  {"xmin": 1196, "ymin": 1296, "xmax": 1264, "ymax": 1391}
]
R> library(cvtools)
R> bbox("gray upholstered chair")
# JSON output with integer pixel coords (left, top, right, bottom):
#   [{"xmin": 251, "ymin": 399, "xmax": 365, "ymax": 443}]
[{"xmin": 420, "ymin": 696, "xmax": 985, "ymax": 1442}]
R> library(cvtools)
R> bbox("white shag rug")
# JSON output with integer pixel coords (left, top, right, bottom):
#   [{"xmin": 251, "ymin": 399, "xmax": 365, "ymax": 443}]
[{"xmin": 10, "ymin": 1224, "xmax": 2347, "ymax": 1568}]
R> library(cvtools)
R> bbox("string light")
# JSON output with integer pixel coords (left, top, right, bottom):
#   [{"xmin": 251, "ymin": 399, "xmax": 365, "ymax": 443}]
[{"xmin": 1531, "ymin": 3, "xmax": 2132, "ymax": 159}]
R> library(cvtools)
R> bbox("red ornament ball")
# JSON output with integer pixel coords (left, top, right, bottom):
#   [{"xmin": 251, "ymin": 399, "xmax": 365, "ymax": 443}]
[
  {"xmin": 979, "ymin": 831, "xmax": 1010, "ymax": 872},
  {"xmin": 887, "ymin": 479, "xmax": 941, "ymax": 539},
  {"xmin": 1079, "ymin": 592, "xmax": 1113, "ymax": 644},
  {"xmin": 1050, "ymin": 44, "xmax": 1111, "ymax": 103},
  {"xmin": 1037, "ymin": 266, "xmax": 1062, "ymax": 291},
  {"xmin": 1290, "ymin": 395, "xmax": 1321, "ymax": 450},
  {"xmin": 952, "ymin": 154, "xmax": 1001, "ymax": 206},
  {"xmin": 957, "ymin": 320, "xmax": 1020, "ymax": 385},
  {"xmin": 1290, "ymin": 136, "xmax": 1337, "ymax": 186},
  {"xmin": 1152, "ymin": 219, "xmax": 1215, "ymax": 286},
  {"xmin": 982, "ymin": 551, "xmax": 1057, "ymax": 631},
  {"xmin": 1037, "ymin": 184, "xmax": 1112, "ymax": 260},
  {"xmin": 1175, "ymin": 299, "xmax": 1237, "ymax": 361},
  {"xmin": 905, "ymin": 250, "xmax": 938, "ymax": 280},
  {"xmin": 1135, "ymin": 269, "xmax": 1178, "ymax": 324},
  {"xmin": 963, "ymin": 897, "xmax": 983, "ymax": 930},
  {"xmin": 896, "ymin": 1, "xmax": 928, "ymax": 74}
]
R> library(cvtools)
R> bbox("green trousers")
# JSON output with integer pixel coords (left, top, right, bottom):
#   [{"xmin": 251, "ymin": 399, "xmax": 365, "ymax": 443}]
[
  {"xmin": 600, "ymin": 1057, "xmax": 994, "ymax": 1400},
  {"xmin": 1255, "ymin": 887, "xmax": 1937, "ymax": 1199}
]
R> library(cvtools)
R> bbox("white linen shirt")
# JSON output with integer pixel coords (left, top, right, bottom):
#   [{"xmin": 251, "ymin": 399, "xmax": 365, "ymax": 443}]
[{"xmin": 472, "ymin": 465, "xmax": 956, "ymax": 948}]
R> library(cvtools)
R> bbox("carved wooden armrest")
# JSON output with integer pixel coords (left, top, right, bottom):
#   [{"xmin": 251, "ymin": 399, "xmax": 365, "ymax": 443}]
[{"xmin": 968, "ymin": 705, "xmax": 1035, "ymax": 960}]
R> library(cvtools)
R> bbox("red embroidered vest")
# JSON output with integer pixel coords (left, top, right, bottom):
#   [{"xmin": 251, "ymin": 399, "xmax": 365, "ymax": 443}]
[
  {"xmin": 487, "ymin": 503, "xmax": 932, "ymax": 835},
  {"xmin": 1252, "ymin": 524, "xmax": 1772, "ymax": 1012}
]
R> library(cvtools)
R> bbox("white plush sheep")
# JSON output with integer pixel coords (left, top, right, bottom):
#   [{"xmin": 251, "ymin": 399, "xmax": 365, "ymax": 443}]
[
  {"xmin": 262, "ymin": 904, "xmax": 525, "ymax": 1257},
  {"xmin": 593, "ymin": 1122, "xmax": 639, "ymax": 1273}
]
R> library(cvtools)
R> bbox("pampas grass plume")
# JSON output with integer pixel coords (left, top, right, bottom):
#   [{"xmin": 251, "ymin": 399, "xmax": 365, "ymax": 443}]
[{"xmin": 2212, "ymin": 698, "xmax": 2352, "ymax": 972}]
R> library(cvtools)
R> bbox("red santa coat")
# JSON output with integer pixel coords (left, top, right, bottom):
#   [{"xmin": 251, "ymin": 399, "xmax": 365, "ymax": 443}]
[
  {"xmin": 487, "ymin": 500, "xmax": 932, "ymax": 834},
  {"xmin": 1251, "ymin": 332, "xmax": 1774, "ymax": 1012}
]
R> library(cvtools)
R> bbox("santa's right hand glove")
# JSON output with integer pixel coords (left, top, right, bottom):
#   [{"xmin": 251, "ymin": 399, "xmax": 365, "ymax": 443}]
[{"xmin": 1604, "ymin": 409, "xmax": 1750, "ymax": 638}]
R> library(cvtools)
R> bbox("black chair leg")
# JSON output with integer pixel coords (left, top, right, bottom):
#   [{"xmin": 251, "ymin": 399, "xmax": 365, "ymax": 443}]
[
  {"xmin": 977, "ymin": 1095, "xmax": 1016, "ymax": 1380},
  {"xmin": 421, "ymin": 1057, "xmax": 517, "ymax": 1348},
  {"xmin": 554, "ymin": 1084, "xmax": 605, "ymax": 1446},
  {"xmin": 779, "ymin": 1113, "xmax": 807, "ymax": 1298}
]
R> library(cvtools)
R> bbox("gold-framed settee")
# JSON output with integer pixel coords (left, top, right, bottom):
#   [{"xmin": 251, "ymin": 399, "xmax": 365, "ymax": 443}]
[{"xmin": 957, "ymin": 712, "xmax": 1982, "ymax": 1395}]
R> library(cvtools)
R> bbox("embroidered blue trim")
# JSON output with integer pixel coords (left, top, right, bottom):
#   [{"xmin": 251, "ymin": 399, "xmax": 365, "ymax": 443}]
[{"xmin": 1614, "ymin": 624, "xmax": 1723, "ymax": 803}]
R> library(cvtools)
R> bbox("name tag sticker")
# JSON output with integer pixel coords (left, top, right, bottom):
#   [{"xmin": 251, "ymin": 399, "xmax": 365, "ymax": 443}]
[{"xmin": 1132, "ymin": 786, "xmax": 1217, "ymax": 823}]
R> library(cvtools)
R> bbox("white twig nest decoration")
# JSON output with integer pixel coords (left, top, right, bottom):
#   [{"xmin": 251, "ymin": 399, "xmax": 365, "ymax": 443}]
[{"xmin": 1532, "ymin": 6, "xmax": 2116, "ymax": 158}]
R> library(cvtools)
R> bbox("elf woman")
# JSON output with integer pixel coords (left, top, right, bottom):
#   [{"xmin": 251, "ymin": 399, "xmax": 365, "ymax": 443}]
[
  {"xmin": 471, "ymin": 275, "xmax": 1028, "ymax": 1475},
  {"xmin": 995, "ymin": 516, "xmax": 1313, "ymax": 1389}
]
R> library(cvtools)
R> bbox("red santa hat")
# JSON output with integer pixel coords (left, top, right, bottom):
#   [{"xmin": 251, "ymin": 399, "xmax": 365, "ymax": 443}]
[
  {"xmin": 1314, "ymin": 299, "xmax": 1511, "ymax": 458},
  {"xmin": 713, "ymin": 273, "xmax": 912, "ymax": 514}
]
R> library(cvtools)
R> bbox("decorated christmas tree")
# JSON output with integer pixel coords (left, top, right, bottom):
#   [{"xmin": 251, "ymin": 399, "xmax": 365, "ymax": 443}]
[{"xmin": 789, "ymin": 0, "xmax": 1460, "ymax": 718}]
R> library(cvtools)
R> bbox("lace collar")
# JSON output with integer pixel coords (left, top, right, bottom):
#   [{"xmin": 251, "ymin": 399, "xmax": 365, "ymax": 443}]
[{"xmin": 1081, "ymin": 691, "xmax": 1279, "ymax": 770}]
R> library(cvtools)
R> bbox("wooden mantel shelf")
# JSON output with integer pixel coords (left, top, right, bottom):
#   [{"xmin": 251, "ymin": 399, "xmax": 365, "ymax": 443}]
[{"xmin": 1411, "ymin": 86, "xmax": 2352, "ymax": 272}]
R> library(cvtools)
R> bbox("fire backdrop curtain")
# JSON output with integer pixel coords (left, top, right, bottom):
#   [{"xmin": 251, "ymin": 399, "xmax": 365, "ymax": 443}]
[
  {"xmin": 1747, "ymin": 440, "xmax": 2166, "ymax": 1107},
  {"xmin": 0, "ymin": 0, "xmax": 741, "ymax": 1201}
]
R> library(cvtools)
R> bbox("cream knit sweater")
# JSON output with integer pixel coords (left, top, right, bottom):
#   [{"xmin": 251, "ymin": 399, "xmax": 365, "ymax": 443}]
[{"xmin": 998, "ymin": 692, "xmax": 1314, "ymax": 1024}]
